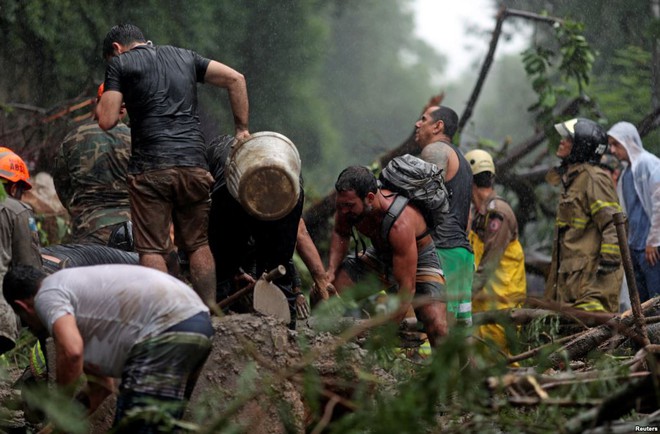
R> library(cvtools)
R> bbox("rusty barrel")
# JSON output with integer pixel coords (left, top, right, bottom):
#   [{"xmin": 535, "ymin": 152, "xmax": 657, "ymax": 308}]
[{"xmin": 225, "ymin": 131, "xmax": 301, "ymax": 221}]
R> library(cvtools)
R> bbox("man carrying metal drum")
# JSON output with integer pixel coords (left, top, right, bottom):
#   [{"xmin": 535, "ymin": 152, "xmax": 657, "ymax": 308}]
[{"xmin": 207, "ymin": 134, "xmax": 332, "ymax": 327}]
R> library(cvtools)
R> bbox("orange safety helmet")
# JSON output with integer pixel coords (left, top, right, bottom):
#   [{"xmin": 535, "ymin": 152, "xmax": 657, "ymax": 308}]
[{"xmin": 0, "ymin": 147, "xmax": 32, "ymax": 190}]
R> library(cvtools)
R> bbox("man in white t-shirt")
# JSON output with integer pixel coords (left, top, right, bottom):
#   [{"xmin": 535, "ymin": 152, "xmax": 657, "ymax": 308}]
[{"xmin": 3, "ymin": 264, "xmax": 212, "ymax": 432}]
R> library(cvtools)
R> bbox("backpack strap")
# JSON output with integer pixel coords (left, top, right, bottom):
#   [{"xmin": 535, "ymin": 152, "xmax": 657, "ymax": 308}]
[
  {"xmin": 381, "ymin": 195, "xmax": 409, "ymax": 241},
  {"xmin": 351, "ymin": 226, "xmax": 368, "ymax": 259}
]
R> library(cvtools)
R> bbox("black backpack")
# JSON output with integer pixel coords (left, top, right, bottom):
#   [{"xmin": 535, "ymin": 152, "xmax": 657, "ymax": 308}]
[{"xmin": 378, "ymin": 154, "xmax": 450, "ymax": 240}]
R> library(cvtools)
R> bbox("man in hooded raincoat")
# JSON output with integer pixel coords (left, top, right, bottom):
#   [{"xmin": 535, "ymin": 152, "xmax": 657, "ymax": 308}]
[{"xmin": 607, "ymin": 122, "xmax": 660, "ymax": 301}]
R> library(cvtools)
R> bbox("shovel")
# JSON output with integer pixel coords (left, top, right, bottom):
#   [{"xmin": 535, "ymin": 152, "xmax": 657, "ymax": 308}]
[{"xmin": 218, "ymin": 265, "xmax": 291, "ymax": 323}]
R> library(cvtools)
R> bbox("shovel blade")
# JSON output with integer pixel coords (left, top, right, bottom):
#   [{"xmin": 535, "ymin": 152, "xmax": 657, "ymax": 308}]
[{"xmin": 253, "ymin": 280, "xmax": 291, "ymax": 323}]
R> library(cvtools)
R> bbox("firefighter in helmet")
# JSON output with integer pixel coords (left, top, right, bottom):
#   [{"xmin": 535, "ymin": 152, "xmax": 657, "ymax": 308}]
[
  {"xmin": 0, "ymin": 147, "xmax": 42, "ymax": 354},
  {"xmin": 545, "ymin": 118, "xmax": 623, "ymax": 312}
]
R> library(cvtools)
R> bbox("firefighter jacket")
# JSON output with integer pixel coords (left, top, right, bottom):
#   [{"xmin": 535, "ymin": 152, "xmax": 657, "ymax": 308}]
[
  {"xmin": 544, "ymin": 163, "xmax": 623, "ymax": 312},
  {"xmin": 469, "ymin": 191, "xmax": 526, "ymax": 353}
]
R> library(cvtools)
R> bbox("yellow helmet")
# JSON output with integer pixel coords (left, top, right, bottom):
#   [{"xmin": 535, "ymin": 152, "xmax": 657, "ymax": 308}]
[
  {"xmin": 0, "ymin": 147, "xmax": 31, "ymax": 189},
  {"xmin": 465, "ymin": 149, "xmax": 495, "ymax": 175}
]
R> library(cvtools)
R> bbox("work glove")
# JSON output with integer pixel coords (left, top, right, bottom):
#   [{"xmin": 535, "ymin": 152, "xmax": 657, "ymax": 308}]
[{"xmin": 295, "ymin": 292, "xmax": 311, "ymax": 320}]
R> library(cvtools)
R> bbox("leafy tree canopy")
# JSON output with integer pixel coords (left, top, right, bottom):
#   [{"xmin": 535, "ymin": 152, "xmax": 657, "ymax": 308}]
[{"xmin": 0, "ymin": 0, "xmax": 445, "ymax": 193}]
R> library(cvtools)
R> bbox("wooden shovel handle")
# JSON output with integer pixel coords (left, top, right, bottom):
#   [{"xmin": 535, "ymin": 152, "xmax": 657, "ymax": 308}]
[
  {"xmin": 263, "ymin": 265, "xmax": 286, "ymax": 282},
  {"xmin": 218, "ymin": 265, "xmax": 286, "ymax": 309}
]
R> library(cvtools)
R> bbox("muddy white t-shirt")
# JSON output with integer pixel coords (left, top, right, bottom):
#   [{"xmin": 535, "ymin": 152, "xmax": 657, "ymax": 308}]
[{"xmin": 35, "ymin": 264, "xmax": 208, "ymax": 378}]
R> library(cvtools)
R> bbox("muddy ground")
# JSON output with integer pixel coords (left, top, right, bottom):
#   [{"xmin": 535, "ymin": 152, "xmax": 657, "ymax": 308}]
[{"xmin": 1, "ymin": 313, "xmax": 396, "ymax": 433}]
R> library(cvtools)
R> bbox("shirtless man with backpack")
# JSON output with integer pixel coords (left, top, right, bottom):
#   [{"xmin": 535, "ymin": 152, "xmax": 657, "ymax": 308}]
[{"xmin": 327, "ymin": 165, "xmax": 448, "ymax": 346}]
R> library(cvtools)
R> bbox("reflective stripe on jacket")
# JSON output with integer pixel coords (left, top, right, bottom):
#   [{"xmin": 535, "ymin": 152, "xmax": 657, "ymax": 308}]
[{"xmin": 544, "ymin": 163, "xmax": 623, "ymax": 312}]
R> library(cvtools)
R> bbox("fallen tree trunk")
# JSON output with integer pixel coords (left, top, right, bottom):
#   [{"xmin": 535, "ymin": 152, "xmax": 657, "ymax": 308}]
[
  {"xmin": 473, "ymin": 306, "xmax": 615, "ymax": 328},
  {"xmin": 565, "ymin": 374, "xmax": 660, "ymax": 433},
  {"xmin": 547, "ymin": 297, "xmax": 660, "ymax": 370}
]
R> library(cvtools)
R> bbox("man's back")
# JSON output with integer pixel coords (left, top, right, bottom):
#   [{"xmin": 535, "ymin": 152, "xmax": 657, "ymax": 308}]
[
  {"xmin": 34, "ymin": 264, "xmax": 207, "ymax": 377},
  {"xmin": 104, "ymin": 44, "xmax": 210, "ymax": 173},
  {"xmin": 421, "ymin": 141, "xmax": 472, "ymax": 250},
  {"xmin": 54, "ymin": 119, "xmax": 131, "ymax": 240},
  {"xmin": 355, "ymin": 190, "xmax": 431, "ymax": 252}
]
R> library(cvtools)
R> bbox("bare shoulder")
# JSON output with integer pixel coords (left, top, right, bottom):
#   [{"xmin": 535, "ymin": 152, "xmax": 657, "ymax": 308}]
[
  {"xmin": 390, "ymin": 203, "xmax": 426, "ymax": 240},
  {"xmin": 421, "ymin": 142, "xmax": 453, "ymax": 171}
]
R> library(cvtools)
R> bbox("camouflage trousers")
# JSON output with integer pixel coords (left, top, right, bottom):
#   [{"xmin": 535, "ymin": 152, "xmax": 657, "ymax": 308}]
[{"xmin": 114, "ymin": 327, "xmax": 212, "ymax": 433}]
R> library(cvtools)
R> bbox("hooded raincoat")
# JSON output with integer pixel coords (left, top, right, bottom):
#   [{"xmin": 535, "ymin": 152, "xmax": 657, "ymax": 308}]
[{"xmin": 607, "ymin": 122, "xmax": 660, "ymax": 248}]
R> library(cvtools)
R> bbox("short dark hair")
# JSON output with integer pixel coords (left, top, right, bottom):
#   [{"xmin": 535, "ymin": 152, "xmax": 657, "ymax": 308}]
[
  {"xmin": 430, "ymin": 106, "xmax": 459, "ymax": 139},
  {"xmin": 473, "ymin": 171, "xmax": 495, "ymax": 188},
  {"xmin": 3, "ymin": 265, "xmax": 47, "ymax": 310},
  {"xmin": 102, "ymin": 24, "xmax": 146, "ymax": 59},
  {"xmin": 335, "ymin": 166, "xmax": 377, "ymax": 199}
]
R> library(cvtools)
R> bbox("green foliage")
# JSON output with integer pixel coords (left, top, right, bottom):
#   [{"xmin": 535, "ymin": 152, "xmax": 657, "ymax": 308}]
[
  {"xmin": 500, "ymin": 0, "xmax": 660, "ymax": 151},
  {"xmin": 114, "ymin": 399, "xmax": 199, "ymax": 433},
  {"xmin": 0, "ymin": 304, "xmax": 642, "ymax": 433},
  {"xmin": 556, "ymin": 21, "xmax": 595, "ymax": 91},
  {"xmin": 0, "ymin": 0, "xmax": 108, "ymax": 104},
  {"xmin": 501, "ymin": 0, "xmax": 652, "ymax": 75},
  {"xmin": 593, "ymin": 45, "xmax": 660, "ymax": 153},
  {"xmin": 0, "ymin": 328, "xmax": 37, "ymax": 370},
  {"xmin": 522, "ymin": 45, "xmax": 560, "ymax": 113},
  {"xmin": 21, "ymin": 383, "xmax": 88, "ymax": 433},
  {"xmin": 595, "ymin": 45, "xmax": 651, "ymax": 121},
  {"xmin": 521, "ymin": 19, "xmax": 596, "ymax": 128},
  {"xmin": 0, "ymin": 0, "xmax": 443, "ymax": 194}
]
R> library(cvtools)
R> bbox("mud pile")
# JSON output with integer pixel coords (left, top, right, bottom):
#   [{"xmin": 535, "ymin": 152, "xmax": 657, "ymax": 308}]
[{"xmin": 2, "ymin": 313, "xmax": 397, "ymax": 433}]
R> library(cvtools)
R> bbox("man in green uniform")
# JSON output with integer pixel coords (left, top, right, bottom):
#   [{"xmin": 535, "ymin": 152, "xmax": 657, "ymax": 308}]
[
  {"xmin": 545, "ymin": 118, "xmax": 623, "ymax": 312},
  {"xmin": 53, "ymin": 83, "xmax": 132, "ymax": 246},
  {"xmin": 0, "ymin": 147, "xmax": 42, "ymax": 354}
]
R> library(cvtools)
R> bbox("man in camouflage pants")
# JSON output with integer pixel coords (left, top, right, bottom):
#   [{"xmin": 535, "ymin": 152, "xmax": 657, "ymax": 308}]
[{"xmin": 53, "ymin": 84, "xmax": 132, "ymax": 246}]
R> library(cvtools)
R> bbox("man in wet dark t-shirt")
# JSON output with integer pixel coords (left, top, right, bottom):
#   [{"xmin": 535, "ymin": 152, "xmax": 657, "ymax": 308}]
[{"xmin": 96, "ymin": 23, "xmax": 250, "ymax": 306}]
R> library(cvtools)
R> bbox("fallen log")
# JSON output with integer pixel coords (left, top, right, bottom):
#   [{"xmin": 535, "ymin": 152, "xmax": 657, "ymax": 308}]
[
  {"xmin": 565, "ymin": 373, "xmax": 659, "ymax": 433},
  {"xmin": 583, "ymin": 409, "xmax": 660, "ymax": 434},
  {"xmin": 473, "ymin": 306, "xmax": 615, "ymax": 328},
  {"xmin": 508, "ymin": 396, "xmax": 601, "ymax": 407},
  {"xmin": 547, "ymin": 297, "xmax": 660, "ymax": 370},
  {"xmin": 599, "ymin": 321, "xmax": 660, "ymax": 355},
  {"xmin": 488, "ymin": 370, "xmax": 649, "ymax": 393},
  {"xmin": 507, "ymin": 334, "xmax": 581, "ymax": 365}
]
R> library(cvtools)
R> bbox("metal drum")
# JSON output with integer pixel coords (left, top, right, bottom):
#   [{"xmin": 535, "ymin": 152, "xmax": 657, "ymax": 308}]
[{"xmin": 225, "ymin": 131, "xmax": 301, "ymax": 221}]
